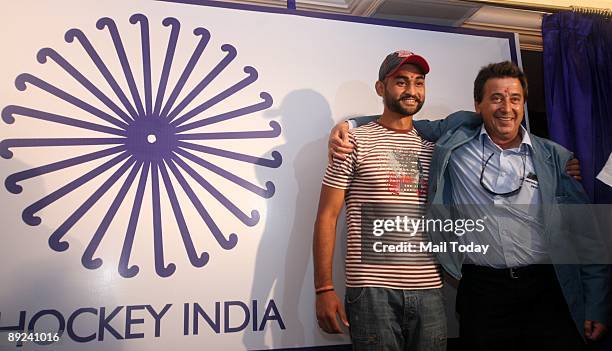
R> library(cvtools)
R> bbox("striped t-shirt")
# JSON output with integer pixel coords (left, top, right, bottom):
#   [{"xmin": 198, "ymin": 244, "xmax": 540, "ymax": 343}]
[{"xmin": 323, "ymin": 121, "xmax": 442, "ymax": 289}]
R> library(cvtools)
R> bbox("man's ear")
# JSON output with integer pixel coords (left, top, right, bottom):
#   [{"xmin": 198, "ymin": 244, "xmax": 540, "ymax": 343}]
[
  {"xmin": 375, "ymin": 80, "xmax": 384, "ymax": 97},
  {"xmin": 474, "ymin": 100, "xmax": 481, "ymax": 114}
]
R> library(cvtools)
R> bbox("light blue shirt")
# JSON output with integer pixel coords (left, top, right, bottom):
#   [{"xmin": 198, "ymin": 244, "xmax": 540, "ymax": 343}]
[{"xmin": 449, "ymin": 125, "xmax": 548, "ymax": 268}]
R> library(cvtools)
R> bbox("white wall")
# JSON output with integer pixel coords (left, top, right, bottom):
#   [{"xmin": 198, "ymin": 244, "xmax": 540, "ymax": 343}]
[{"xmin": 0, "ymin": 0, "xmax": 518, "ymax": 349}]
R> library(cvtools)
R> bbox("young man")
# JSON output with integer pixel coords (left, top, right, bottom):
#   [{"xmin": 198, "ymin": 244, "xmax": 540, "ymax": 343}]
[
  {"xmin": 332, "ymin": 61, "xmax": 609, "ymax": 350},
  {"xmin": 313, "ymin": 50, "xmax": 446, "ymax": 351}
]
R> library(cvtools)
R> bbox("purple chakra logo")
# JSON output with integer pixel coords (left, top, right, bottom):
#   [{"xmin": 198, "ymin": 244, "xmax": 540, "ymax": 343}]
[{"xmin": 1, "ymin": 14, "xmax": 282, "ymax": 278}]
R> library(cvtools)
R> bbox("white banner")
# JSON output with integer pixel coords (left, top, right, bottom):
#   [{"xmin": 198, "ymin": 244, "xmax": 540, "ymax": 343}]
[{"xmin": 0, "ymin": 0, "xmax": 518, "ymax": 349}]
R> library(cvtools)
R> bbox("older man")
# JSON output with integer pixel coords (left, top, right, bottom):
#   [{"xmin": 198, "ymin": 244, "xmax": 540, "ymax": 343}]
[{"xmin": 332, "ymin": 61, "xmax": 609, "ymax": 350}]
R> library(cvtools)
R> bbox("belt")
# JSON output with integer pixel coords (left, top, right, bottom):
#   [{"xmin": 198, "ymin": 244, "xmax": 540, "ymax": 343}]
[{"xmin": 462, "ymin": 264, "xmax": 554, "ymax": 280}]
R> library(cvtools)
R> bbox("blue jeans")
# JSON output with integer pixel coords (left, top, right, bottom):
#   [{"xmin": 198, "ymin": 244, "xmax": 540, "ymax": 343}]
[{"xmin": 345, "ymin": 287, "xmax": 446, "ymax": 351}]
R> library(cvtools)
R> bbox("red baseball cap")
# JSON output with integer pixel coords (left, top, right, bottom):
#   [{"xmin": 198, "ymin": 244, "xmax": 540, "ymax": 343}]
[{"xmin": 378, "ymin": 50, "xmax": 430, "ymax": 81}]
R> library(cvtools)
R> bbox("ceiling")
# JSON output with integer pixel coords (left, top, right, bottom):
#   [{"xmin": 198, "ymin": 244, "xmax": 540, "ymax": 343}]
[{"xmin": 224, "ymin": 0, "xmax": 612, "ymax": 51}]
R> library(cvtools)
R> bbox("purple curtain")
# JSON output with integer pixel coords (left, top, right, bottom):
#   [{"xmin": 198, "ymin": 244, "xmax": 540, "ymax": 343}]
[{"xmin": 542, "ymin": 12, "xmax": 612, "ymax": 204}]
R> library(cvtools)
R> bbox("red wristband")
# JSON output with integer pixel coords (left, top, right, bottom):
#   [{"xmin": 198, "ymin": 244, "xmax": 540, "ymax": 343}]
[
  {"xmin": 315, "ymin": 284, "xmax": 334, "ymax": 294},
  {"xmin": 316, "ymin": 287, "xmax": 334, "ymax": 295}
]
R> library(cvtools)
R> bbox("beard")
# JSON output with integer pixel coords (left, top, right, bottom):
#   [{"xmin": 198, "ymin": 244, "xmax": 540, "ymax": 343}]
[{"xmin": 384, "ymin": 93, "xmax": 424, "ymax": 117}]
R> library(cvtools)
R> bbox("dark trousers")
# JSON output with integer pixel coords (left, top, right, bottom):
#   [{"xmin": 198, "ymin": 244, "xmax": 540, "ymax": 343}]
[{"xmin": 457, "ymin": 264, "xmax": 585, "ymax": 351}]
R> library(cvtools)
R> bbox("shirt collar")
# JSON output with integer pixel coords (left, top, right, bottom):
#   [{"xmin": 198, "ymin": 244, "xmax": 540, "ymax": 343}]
[{"xmin": 479, "ymin": 124, "xmax": 532, "ymax": 152}]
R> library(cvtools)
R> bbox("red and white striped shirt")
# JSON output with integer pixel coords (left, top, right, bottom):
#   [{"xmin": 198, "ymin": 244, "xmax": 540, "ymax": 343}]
[{"xmin": 323, "ymin": 121, "xmax": 442, "ymax": 289}]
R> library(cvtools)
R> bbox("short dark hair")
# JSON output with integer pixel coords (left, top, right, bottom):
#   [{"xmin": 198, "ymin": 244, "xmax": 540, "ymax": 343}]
[{"xmin": 473, "ymin": 61, "xmax": 528, "ymax": 103}]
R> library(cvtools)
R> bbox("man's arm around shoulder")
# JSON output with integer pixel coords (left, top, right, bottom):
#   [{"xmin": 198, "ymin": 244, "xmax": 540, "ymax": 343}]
[{"xmin": 414, "ymin": 110, "xmax": 481, "ymax": 142}]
